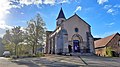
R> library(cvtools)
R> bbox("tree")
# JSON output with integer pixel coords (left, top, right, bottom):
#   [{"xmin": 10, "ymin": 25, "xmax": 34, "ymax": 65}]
[
  {"xmin": 11, "ymin": 26, "xmax": 25, "ymax": 55},
  {"xmin": 26, "ymin": 13, "xmax": 46, "ymax": 54},
  {"xmin": 2, "ymin": 26, "xmax": 25, "ymax": 55},
  {"xmin": 2, "ymin": 30, "xmax": 14, "ymax": 54}
]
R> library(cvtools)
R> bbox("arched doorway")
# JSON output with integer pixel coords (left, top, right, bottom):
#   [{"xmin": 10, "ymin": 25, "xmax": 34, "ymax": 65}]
[
  {"xmin": 71, "ymin": 34, "xmax": 83, "ymax": 53},
  {"xmin": 73, "ymin": 40, "xmax": 80, "ymax": 52}
]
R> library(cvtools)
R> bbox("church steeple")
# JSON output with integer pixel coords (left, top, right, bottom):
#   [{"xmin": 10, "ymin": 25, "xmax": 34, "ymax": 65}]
[{"xmin": 56, "ymin": 8, "xmax": 66, "ymax": 20}]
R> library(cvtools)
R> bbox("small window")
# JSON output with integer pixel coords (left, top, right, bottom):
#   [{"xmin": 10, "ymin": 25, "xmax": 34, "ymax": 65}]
[{"xmin": 75, "ymin": 28, "xmax": 79, "ymax": 32}]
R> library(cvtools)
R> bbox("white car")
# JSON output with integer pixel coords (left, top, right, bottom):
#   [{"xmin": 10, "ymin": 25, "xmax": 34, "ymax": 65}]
[{"xmin": 3, "ymin": 51, "xmax": 11, "ymax": 57}]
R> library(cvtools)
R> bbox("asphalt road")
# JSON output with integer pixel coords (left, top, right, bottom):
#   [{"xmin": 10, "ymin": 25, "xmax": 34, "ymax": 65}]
[
  {"xmin": 0, "ymin": 57, "xmax": 29, "ymax": 67},
  {"xmin": 0, "ymin": 55, "xmax": 120, "ymax": 67}
]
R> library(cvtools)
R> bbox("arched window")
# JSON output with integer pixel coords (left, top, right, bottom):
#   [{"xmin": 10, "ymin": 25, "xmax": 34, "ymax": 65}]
[{"xmin": 75, "ymin": 28, "xmax": 79, "ymax": 32}]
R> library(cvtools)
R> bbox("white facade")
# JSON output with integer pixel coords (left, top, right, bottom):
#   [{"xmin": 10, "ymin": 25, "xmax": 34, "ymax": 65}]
[{"xmin": 45, "ymin": 8, "xmax": 95, "ymax": 55}]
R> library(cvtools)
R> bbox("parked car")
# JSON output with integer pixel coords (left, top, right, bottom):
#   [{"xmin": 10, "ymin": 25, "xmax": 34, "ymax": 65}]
[{"xmin": 3, "ymin": 51, "xmax": 11, "ymax": 57}]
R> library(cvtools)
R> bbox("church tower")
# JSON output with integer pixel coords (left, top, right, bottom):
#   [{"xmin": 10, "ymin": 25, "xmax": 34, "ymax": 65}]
[{"xmin": 56, "ymin": 8, "xmax": 66, "ymax": 27}]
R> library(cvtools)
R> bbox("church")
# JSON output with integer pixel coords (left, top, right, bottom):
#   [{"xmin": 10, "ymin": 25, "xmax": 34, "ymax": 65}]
[{"xmin": 45, "ymin": 8, "xmax": 95, "ymax": 55}]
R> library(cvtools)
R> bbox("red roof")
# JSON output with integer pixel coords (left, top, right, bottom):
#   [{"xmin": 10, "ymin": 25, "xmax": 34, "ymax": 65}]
[{"xmin": 94, "ymin": 33, "xmax": 119, "ymax": 48}]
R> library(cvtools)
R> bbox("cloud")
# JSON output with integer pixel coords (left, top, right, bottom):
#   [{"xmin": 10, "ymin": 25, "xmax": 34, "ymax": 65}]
[
  {"xmin": 107, "ymin": 8, "xmax": 117, "ymax": 15},
  {"xmin": 16, "ymin": 0, "xmax": 42, "ymax": 5},
  {"xmin": 105, "ymin": 22, "xmax": 115, "ymax": 27},
  {"xmin": 0, "ymin": 0, "xmax": 11, "ymax": 20},
  {"xmin": 11, "ymin": 5, "xmax": 21, "ymax": 8},
  {"xmin": 0, "ymin": 20, "xmax": 13, "ymax": 38},
  {"xmin": 0, "ymin": 29, "xmax": 6, "ymax": 38},
  {"xmin": 97, "ymin": 0, "xmax": 108, "ymax": 5},
  {"xmin": 104, "ymin": 5, "xmax": 112, "ymax": 9},
  {"xmin": 103, "ymin": 4, "xmax": 120, "ymax": 15},
  {"xmin": 57, "ymin": 0, "xmax": 69, "ymax": 4},
  {"xmin": 21, "ymin": 12, "xmax": 24, "ymax": 14},
  {"xmin": 0, "ymin": 20, "xmax": 13, "ymax": 30},
  {"xmin": 10, "ymin": 0, "xmax": 70, "ymax": 7},
  {"xmin": 114, "ymin": 4, "xmax": 120, "ymax": 8},
  {"xmin": 94, "ymin": 31, "xmax": 120, "ymax": 38},
  {"xmin": 106, "ymin": 22, "xmax": 114, "ymax": 26},
  {"xmin": 74, "ymin": 6, "xmax": 82, "ymax": 13},
  {"xmin": 43, "ymin": 0, "xmax": 55, "ymax": 5},
  {"xmin": 107, "ymin": 8, "xmax": 114, "ymax": 13}
]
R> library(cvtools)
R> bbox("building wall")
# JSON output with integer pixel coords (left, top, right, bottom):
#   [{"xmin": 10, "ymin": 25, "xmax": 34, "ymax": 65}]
[
  {"xmin": 95, "ymin": 47, "xmax": 106, "ymax": 56},
  {"xmin": 95, "ymin": 34, "xmax": 120, "ymax": 57},
  {"xmin": 45, "ymin": 31, "xmax": 53, "ymax": 53},
  {"xmin": 63, "ymin": 15, "xmax": 90, "ymax": 42},
  {"xmin": 107, "ymin": 34, "xmax": 120, "ymax": 54},
  {"xmin": 63, "ymin": 15, "xmax": 94, "ymax": 53},
  {"xmin": 46, "ymin": 15, "xmax": 95, "ymax": 54}
]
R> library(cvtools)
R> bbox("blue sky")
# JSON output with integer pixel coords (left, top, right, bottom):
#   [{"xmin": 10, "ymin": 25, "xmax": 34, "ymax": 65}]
[{"xmin": 0, "ymin": 0, "xmax": 120, "ymax": 38}]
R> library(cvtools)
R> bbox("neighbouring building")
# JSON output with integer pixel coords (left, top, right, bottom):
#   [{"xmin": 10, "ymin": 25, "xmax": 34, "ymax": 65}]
[
  {"xmin": 45, "ymin": 8, "xmax": 95, "ymax": 55},
  {"xmin": 94, "ymin": 33, "xmax": 120, "ymax": 57}
]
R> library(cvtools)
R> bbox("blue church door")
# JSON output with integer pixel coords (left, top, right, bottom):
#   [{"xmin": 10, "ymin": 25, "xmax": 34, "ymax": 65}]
[{"xmin": 73, "ymin": 40, "xmax": 80, "ymax": 52}]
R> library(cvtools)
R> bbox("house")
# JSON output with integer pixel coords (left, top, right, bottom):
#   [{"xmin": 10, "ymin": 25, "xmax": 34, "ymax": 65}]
[
  {"xmin": 94, "ymin": 33, "xmax": 120, "ymax": 57},
  {"xmin": 45, "ymin": 8, "xmax": 95, "ymax": 55}
]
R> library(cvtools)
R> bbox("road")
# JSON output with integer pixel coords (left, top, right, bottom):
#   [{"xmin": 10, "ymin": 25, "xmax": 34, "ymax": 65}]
[
  {"xmin": 0, "ymin": 55, "xmax": 120, "ymax": 67},
  {"xmin": 0, "ymin": 55, "xmax": 84, "ymax": 67},
  {"xmin": 0, "ymin": 57, "xmax": 29, "ymax": 67}
]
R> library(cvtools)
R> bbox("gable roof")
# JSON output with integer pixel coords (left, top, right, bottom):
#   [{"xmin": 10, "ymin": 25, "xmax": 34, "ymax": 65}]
[
  {"xmin": 56, "ymin": 8, "xmax": 66, "ymax": 20},
  {"xmin": 94, "ymin": 33, "xmax": 120, "ymax": 48},
  {"xmin": 65, "ymin": 13, "xmax": 91, "ymax": 27}
]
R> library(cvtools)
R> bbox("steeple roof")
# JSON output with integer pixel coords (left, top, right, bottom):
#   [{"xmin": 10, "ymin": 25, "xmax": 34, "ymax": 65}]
[{"xmin": 56, "ymin": 8, "xmax": 66, "ymax": 20}]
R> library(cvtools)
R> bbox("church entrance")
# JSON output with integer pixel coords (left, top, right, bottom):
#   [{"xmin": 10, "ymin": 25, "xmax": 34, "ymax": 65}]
[
  {"xmin": 73, "ymin": 40, "xmax": 80, "ymax": 52},
  {"xmin": 68, "ymin": 45, "xmax": 72, "ymax": 53}
]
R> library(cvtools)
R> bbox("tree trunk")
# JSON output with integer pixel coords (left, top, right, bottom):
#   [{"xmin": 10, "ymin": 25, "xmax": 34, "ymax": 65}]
[{"xmin": 33, "ymin": 45, "xmax": 35, "ymax": 54}]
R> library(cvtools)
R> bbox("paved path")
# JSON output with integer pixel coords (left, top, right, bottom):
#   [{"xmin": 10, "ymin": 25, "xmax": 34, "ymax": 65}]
[
  {"xmin": 11, "ymin": 55, "xmax": 85, "ymax": 67},
  {"xmin": 0, "ymin": 57, "xmax": 29, "ymax": 67},
  {"xmin": 0, "ymin": 55, "xmax": 120, "ymax": 67},
  {"xmin": 80, "ymin": 55, "xmax": 120, "ymax": 67}
]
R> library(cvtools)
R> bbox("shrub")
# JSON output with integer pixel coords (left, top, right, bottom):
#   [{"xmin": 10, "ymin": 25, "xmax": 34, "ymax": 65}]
[
  {"xmin": 35, "ymin": 52, "xmax": 45, "ymax": 57},
  {"xmin": 106, "ymin": 47, "xmax": 112, "ymax": 57}
]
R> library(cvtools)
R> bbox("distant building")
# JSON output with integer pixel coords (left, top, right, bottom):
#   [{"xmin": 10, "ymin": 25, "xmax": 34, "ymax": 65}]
[
  {"xmin": 94, "ymin": 33, "xmax": 120, "ymax": 57},
  {"xmin": 0, "ymin": 38, "xmax": 4, "ymax": 56},
  {"xmin": 45, "ymin": 8, "xmax": 95, "ymax": 55},
  {"xmin": 94, "ymin": 38, "xmax": 101, "ymax": 41}
]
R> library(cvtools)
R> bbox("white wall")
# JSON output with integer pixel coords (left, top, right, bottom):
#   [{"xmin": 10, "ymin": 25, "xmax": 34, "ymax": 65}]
[{"xmin": 63, "ymin": 15, "xmax": 90, "ymax": 42}]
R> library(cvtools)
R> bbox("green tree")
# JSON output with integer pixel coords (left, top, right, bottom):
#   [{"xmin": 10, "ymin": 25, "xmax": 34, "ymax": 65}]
[
  {"xmin": 11, "ymin": 26, "xmax": 25, "ymax": 55},
  {"xmin": 2, "ymin": 30, "xmax": 15, "ymax": 54},
  {"xmin": 26, "ymin": 14, "xmax": 46, "ymax": 55},
  {"xmin": 106, "ymin": 47, "xmax": 112, "ymax": 57},
  {"xmin": 2, "ymin": 26, "xmax": 25, "ymax": 56}
]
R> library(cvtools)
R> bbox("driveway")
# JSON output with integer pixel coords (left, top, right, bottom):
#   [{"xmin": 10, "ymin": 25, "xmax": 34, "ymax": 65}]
[{"xmin": 0, "ymin": 55, "xmax": 120, "ymax": 67}]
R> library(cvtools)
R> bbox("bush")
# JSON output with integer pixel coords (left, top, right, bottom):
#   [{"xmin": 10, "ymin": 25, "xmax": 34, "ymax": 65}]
[
  {"xmin": 10, "ymin": 55, "xmax": 18, "ymax": 59},
  {"xmin": 35, "ymin": 52, "xmax": 45, "ymax": 57},
  {"xmin": 106, "ymin": 47, "xmax": 112, "ymax": 57}
]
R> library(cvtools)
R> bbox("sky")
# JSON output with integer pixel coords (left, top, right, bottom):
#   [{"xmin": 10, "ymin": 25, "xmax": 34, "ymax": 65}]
[{"xmin": 0, "ymin": 0, "xmax": 120, "ymax": 38}]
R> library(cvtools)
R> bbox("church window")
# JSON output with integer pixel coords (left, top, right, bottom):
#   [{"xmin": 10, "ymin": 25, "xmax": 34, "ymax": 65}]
[
  {"xmin": 61, "ymin": 20, "xmax": 64, "ymax": 22},
  {"xmin": 75, "ymin": 28, "xmax": 79, "ymax": 32}
]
